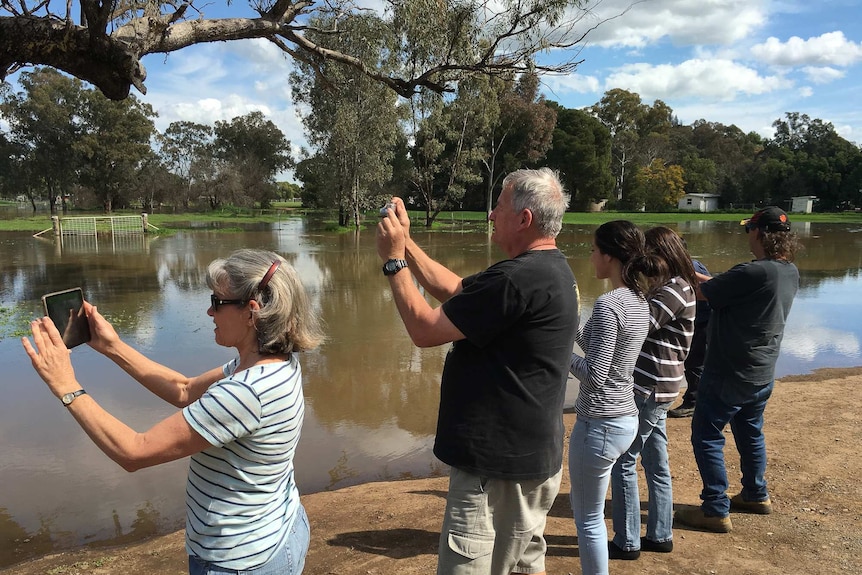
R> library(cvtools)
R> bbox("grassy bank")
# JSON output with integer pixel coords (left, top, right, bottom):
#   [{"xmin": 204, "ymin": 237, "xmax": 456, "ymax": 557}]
[{"xmin": 2, "ymin": 207, "xmax": 861, "ymax": 233}]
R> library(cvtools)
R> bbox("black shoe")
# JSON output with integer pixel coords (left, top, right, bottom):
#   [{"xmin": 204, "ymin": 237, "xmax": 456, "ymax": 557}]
[
  {"xmin": 608, "ymin": 541, "xmax": 640, "ymax": 560},
  {"xmin": 641, "ymin": 538, "xmax": 673, "ymax": 553},
  {"xmin": 668, "ymin": 404, "xmax": 695, "ymax": 418}
]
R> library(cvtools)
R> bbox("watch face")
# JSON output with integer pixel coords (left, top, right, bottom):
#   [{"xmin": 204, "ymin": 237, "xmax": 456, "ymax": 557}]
[
  {"xmin": 61, "ymin": 390, "xmax": 84, "ymax": 405},
  {"xmin": 383, "ymin": 259, "xmax": 406, "ymax": 275}
]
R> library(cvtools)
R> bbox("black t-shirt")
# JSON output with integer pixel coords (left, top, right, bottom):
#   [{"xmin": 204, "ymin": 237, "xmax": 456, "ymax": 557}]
[
  {"xmin": 701, "ymin": 258, "xmax": 799, "ymax": 385},
  {"xmin": 437, "ymin": 249, "xmax": 578, "ymax": 480}
]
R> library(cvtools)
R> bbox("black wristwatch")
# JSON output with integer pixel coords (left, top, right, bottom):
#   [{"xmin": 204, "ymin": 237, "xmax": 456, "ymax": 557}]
[{"xmin": 382, "ymin": 258, "xmax": 408, "ymax": 276}]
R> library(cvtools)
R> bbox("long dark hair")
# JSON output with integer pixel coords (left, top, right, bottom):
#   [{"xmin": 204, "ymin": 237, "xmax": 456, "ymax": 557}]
[
  {"xmin": 760, "ymin": 230, "xmax": 801, "ymax": 262},
  {"xmin": 645, "ymin": 226, "xmax": 698, "ymax": 289},
  {"xmin": 594, "ymin": 220, "xmax": 650, "ymax": 296}
]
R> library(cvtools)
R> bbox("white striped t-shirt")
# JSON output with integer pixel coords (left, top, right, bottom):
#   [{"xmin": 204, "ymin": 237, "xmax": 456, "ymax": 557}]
[
  {"xmin": 182, "ymin": 356, "xmax": 304, "ymax": 570},
  {"xmin": 571, "ymin": 287, "xmax": 650, "ymax": 418}
]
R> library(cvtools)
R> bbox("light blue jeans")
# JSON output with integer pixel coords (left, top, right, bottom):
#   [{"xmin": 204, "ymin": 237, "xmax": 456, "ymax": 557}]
[
  {"xmin": 610, "ymin": 393, "xmax": 673, "ymax": 551},
  {"xmin": 569, "ymin": 414, "xmax": 638, "ymax": 575},
  {"xmin": 188, "ymin": 505, "xmax": 310, "ymax": 575}
]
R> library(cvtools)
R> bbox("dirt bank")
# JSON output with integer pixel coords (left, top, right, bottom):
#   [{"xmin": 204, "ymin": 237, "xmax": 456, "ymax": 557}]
[{"xmin": 4, "ymin": 368, "xmax": 861, "ymax": 575}]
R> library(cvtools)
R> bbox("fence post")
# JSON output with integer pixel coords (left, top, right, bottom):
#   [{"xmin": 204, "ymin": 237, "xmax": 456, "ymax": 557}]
[
  {"xmin": 142, "ymin": 213, "xmax": 149, "ymax": 233},
  {"xmin": 51, "ymin": 215, "xmax": 60, "ymax": 237}
]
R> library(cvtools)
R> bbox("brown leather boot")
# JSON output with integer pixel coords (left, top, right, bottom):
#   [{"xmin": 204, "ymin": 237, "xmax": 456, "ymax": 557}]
[
  {"xmin": 674, "ymin": 508, "xmax": 732, "ymax": 533},
  {"xmin": 730, "ymin": 493, "xmax": 773, "ymax": 514}
]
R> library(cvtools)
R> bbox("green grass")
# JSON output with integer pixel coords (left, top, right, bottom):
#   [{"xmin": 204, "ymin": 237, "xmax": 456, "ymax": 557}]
[{"xmin": 2, "ymin": 207, "xmax": 860, "ymax": 234}]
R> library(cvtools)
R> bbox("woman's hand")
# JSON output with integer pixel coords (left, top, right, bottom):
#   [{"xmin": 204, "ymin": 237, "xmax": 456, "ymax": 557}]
[
  {"xmin": 22, "ymin": 316, "xmax": 81, "ymax": 399},
  {"xmin": 83, "ymin": 301, "xmax": 121, "ymax": 354}
]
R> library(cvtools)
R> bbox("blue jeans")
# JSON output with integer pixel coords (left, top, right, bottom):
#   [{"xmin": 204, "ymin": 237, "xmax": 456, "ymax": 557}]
[
  {"xmin": 569, "ymin": 414, "xmax": 638, "ymax": 575},
  {"xmin": 610, "ymin": 393, "xmax": 673, "ymax": 551},
  {"xmin": 188, "ymin": 505, "xmax": 310, "ymax": 575},
  {"xmin": 691, "ymin": 375, "xmax": 774, "ymax": 517}
]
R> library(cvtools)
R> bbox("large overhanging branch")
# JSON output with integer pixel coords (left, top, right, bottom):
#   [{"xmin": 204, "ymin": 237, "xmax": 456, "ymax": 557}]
[{"xmin": 0, "ymin": 0, "xmax": 631, "ymax": 101}]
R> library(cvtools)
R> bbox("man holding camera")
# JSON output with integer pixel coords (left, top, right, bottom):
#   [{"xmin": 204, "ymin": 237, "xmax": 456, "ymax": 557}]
[{"xmin": 376, "ymin": 168, "xmax": 578, "ymax": 575}]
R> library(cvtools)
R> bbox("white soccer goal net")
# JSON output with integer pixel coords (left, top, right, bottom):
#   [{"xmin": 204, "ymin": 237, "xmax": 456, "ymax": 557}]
[{"xmin": 59, "ymin": 216, "xmax": 144, "ymax": 237}]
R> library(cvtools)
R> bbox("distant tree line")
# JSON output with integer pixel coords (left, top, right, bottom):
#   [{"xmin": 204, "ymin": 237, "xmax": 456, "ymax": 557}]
[
  {"xmin": 2, "ymin": 68, "xmax": 861, "ymax": 225},
  {"xmin": 0, "ymin": 69, "xmax": 292, "ymax": 214}
]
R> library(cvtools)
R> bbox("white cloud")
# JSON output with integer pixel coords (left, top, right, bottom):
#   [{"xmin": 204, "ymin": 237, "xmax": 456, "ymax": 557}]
[
  {"xmin": 798, "ymin": 86, "xmax": 814, "ymax": 98},
  {"xmin": 139, "ymin": 41, "xmax": 305, "ymax": 151},
  {"xmin": 604, "ymin": 59, "xmax": 790, "ymax": 101},
  {"xmin": 782, "ymin": 325, "xmax": 861, "ymax": 361},
  {"xmin": 751, "ymin": 31, "xmax": 862, "ymax": 67},
  {"xmin": 542, "ymin": 73, "xmax": 602, "ymax": 97},
  {"xmin": 575, "ymin": 0, "xmax": 769, "ymax": 48},
  {"xmin": 802, "ymin": 66, "xmax": 846, "ymax": 84}
]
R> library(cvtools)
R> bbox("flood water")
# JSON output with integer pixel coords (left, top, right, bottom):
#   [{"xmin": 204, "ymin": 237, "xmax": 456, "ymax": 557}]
[{"xmin": 1, "ymin": 216, "xmax": 861, "ymax": 567}]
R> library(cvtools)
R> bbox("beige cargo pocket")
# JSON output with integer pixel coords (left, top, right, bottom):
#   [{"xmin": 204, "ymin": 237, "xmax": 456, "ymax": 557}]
[{"xmin": 447, "ymin": 531, "xmax": 494, "ymax": 559}]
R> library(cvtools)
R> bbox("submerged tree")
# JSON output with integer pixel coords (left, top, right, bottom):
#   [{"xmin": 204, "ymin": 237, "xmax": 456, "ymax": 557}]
[{"xmin": 0, "ymin": 0, "xmax": 637, "ymax": 102}]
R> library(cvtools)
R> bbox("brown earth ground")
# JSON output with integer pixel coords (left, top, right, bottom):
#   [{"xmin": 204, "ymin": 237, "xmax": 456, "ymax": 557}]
[{"xmin": 4, "ymin": 367, "xmax": 861, "ymax": 575}]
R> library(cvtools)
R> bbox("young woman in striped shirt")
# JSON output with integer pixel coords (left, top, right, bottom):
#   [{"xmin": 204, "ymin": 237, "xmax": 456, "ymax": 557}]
[
  {"xmin": 23, "ymin": 249, "xmax": 324, "ymax": 575},
  {"xmin": 609, "ymin": 226, "xmax": 698, "ymax": 560},
  {"xmin": 568, "ymin": 220, "xmax": 652, "ymax": 575}
]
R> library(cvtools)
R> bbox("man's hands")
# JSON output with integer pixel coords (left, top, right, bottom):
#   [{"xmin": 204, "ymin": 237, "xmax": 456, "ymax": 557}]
[{"xmin": 376, "ymin": 197, "xmax": 409, "ymax": 262}]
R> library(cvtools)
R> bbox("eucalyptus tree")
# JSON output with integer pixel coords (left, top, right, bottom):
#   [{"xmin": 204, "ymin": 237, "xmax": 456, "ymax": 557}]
[
  {"xmin": 591, "ymin": 89, "xmax": 647, "ymax": 202},
  {"xmin": 477, "ymin": 70, "xmax": 557, "ymax": 215},
  {"xmin": 74, "ymin": 89, "xmax": 156, "ymax": 212},
  {"xmin": 291, "ymin": 14, "xmax": 402, "ymax": 227},
  {"xmin": 213, "ymin": 111, "xmax": 293, "ymax": 208},
  {"xmin": 543, "ymin": 104, "xmax": 613, "ymax": 210},
  {"xmin": 1, "ymin": 0, "xmax": 630, "ymax": 104},
  {"xmin": 158, "ymin": 121, "xmax": 214, "ymax": 209},
  {"xmin": 0, "ymin": 136, "xmax": 42, "ymax": 210},
  {"xmin": 408, "ymin": 79, "xmax": 486, "ymax": 226},
  {"xmin": 688, "ymin": 120, "xmax": 762, "ymax": 205},
  {"xmin": 760, "ymin": 113, "xmax": 862, "ymax": 210},
  {"xmin": 591, "ymin": 89, "xmax": 674, "ymax": 204},
  {"xmin": 132, "ymin": 154, "xmax": 184, "ymax": 213},
  {"xmin": 0, "ymin": 68, "xmax": 84, "ymax": 213}
]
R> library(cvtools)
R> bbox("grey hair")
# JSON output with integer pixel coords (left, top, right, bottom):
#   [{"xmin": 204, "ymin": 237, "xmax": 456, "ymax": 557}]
[
  {"xmin": 503, "ymin": 167, "xmax": 570, "ymax": 238},
  {"xmin": 206, "ymin": 249, "xmax": 325, "ymax": 354}
]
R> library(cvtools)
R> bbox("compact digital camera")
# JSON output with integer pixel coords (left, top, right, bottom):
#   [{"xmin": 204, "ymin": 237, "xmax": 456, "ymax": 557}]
[{"xmin": 379, "ymin": 202, "xmax": 395, "ymax": 217}]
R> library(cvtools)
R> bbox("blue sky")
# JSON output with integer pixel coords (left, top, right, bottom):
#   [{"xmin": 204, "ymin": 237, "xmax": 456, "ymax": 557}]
[
  {"xmin": 133, "ymin": 0, "xmax": 862, "ymax": 157},
  {"xmin": 8, "ymin": 0, "xmax": 862, "ymax": 156}
]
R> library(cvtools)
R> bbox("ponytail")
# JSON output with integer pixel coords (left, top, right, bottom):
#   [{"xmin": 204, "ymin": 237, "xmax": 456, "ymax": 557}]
[{"xmin": 594, "ymin": 220, "xmax": 655, "ymax": 296}]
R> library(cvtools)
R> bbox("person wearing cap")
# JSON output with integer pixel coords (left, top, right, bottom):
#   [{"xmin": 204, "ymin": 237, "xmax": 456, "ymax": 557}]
[{"xmin": 674, "ymin": 206, "xmax": 800, "ymax": 533}]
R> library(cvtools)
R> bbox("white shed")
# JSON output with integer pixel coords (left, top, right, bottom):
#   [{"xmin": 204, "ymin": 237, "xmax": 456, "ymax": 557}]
[
  {"xmin": 791, "ymin": 196, "xmax": 816, "ymax": 213},
  {"xmin": 678, "ymin": 193, "xmax": 721, "ymax": 212}
]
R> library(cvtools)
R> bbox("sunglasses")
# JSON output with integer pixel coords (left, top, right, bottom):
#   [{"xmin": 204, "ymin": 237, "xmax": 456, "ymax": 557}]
[{"xmin": 210, "ymin": 294, "xmax": 249, "ymax": 311}]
